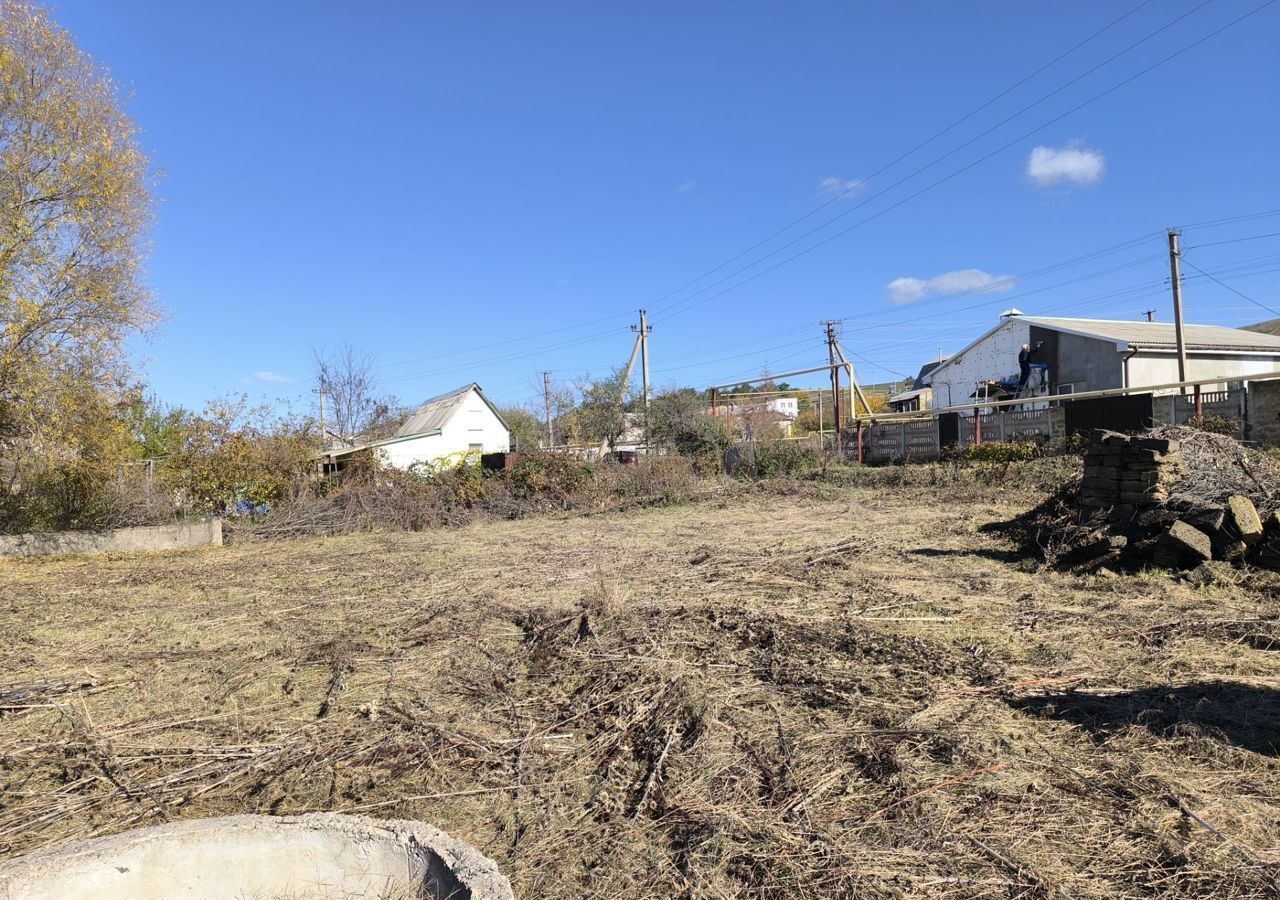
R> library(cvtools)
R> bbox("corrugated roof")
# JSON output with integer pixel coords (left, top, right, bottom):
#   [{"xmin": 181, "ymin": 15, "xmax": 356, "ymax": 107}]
[
  {"xmin": 889, "ymin": 387, "xmax": 930, "ymax": 403},
  {"xmin": 396, "ymin": 383, "xmax": 508, "ymax": 438},
  {"xmin": 1017, "ymin": 316, "xmax": 1280, "ymax": 352}
]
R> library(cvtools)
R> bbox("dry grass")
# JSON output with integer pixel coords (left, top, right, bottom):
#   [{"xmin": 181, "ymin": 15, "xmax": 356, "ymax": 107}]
[{"xmin": 2, "ymin": 474, "xmax": 1279, "ymax": 898}]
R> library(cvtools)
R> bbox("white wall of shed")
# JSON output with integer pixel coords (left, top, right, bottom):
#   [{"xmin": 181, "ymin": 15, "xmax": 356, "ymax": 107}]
[
  {"xmin": 440, "ymin": 389, "xmax": 510, "ymax": 454},
  {"xmin": 376, "ymin": 389, "xmax": 510, "ymax": 469},
  {"xmin": 1128, "ymin": 353, "xmax": 1280, "ymax": 393}
]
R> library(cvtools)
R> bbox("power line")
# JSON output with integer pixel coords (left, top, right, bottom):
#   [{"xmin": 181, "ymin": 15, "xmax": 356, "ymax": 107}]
[
  {"xmin": 1178, "ymin": 257, "xmax": 1280, "ymax": 317},
  {"xmin": 640, "ymin": 0, "xmax": 1158, "ymax": 313},
  {"xmin": 652, "ymin": 0, "xmax": 1275, "ymax": 322},
  {"xmin": 1185, "ymin": 231, "xmax": 1280, "ymax": 249}
]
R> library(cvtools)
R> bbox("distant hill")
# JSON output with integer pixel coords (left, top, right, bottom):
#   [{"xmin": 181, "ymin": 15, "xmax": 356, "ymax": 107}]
[{"xmin": 1244, "ymin": 318, "xmax": 1280, "ymax": 336}]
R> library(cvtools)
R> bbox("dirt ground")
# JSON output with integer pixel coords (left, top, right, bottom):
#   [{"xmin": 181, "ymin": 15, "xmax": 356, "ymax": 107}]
[{"xmin": 2, "ymin": 474, "xmax": 1279, "ymax": 898}]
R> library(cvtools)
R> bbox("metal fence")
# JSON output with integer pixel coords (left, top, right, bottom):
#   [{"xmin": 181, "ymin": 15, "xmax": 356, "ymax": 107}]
[{"xmin": 858, "ymin": 381, "xmax": 1270, "ymax": 464}]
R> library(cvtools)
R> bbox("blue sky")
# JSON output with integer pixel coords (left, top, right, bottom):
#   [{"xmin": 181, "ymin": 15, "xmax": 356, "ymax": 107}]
[{"xmin": 48, "ymin": 0, "xmax": 1280, "ymax": 411}]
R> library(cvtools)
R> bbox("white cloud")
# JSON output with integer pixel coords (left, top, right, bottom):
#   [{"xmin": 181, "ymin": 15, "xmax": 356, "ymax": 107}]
[
  {"xmin": 1026, "ymin": 143, "xmax": 1105, "ymax": 187},
  {"xmin": 245, "ymin": 370, "xmax": 295, "ymax": 384},
  {"xmin": 817, "ymin": 175, "xmax": 865, "ymax": 199},
  {"xmin": 885, "ymin": 269, "xmax": 1015, "ymax": 304},
  {"xmin": 677, "ymin": 179, "xmax": 697, "ymax": 193},
  {"xmin": 886, "ymin": 277, "xmax": 928, "ymax": 303}
]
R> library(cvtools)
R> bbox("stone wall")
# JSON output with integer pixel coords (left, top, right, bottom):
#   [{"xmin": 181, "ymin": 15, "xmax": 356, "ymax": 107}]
[
  {"xmin": 1079, "ymin": 432, "xmax": 1185, "ymax": 519},
  {"xmin": 1248, "ymin": 378, "xmax": 1280, "ymax": 448},
  {"xmin": 0, "ymin": 519, "xmax": 222, "ymax": 558}
]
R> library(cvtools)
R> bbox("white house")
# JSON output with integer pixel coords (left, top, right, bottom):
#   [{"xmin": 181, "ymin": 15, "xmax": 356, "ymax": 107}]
[
  {"xmin": 321, "ymin": 383, "xmax": 510, "ymax": 472},
  {"xmin": 765, "ymin": 397, "xmax": 799, "ymax": 419},
  {"xmin": 924, "ymin": 313, "xmax": 1280, "ymax": 408}
]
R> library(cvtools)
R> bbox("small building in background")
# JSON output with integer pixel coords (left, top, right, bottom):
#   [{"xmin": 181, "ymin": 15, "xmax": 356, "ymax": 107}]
[
  {"xmin": 765, "ymin": 396, "xmax": 799, "ymax": 419},
  {"xmin": 320, "ymin": 383, "xmax": 509, "ymax": 473},
  {"xmin": 888, "ymin": 356, "xmax": 950, "ymax": 412}
]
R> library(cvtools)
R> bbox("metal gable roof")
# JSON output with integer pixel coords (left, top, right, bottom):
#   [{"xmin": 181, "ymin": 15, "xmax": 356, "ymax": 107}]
[
  {"xmin": 395, "ymin": 383, "xmax": 509, "ymax": 438},
  {"xmin": 1016, "ymin": 316, "xmax": 1280, "ymax": 352}
]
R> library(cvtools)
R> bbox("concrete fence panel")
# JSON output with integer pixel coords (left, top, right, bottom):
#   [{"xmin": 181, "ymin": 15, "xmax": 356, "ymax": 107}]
[{"xmin": 0, "ymin": 520, "xmax": 223, "ymax": 558}]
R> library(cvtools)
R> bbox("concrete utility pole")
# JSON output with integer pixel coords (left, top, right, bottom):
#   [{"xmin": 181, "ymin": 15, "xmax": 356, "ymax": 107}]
[
  {"xmin": 313, "ymin": 386, "xmax": 328, "ymax": 450},
  {"xmin": 1168, "ymin": 229, "xmax": 1189, "ymax": 390},
  {"xmin": 632, "ymin": 310, "xmax": 652, "ymax": 412},
  {"xmin": 597, "ymin": 329, "xmax": 644, "ymax": 457},
  {"xmin": 543, "ymin": 371, "xmax": 554, "ymax": 449}
]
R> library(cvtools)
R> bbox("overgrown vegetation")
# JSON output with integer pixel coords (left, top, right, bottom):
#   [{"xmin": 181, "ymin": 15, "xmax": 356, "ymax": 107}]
[{"xmin": 5, "ymin": 482, "xmax": 1278, "ymax": 897}]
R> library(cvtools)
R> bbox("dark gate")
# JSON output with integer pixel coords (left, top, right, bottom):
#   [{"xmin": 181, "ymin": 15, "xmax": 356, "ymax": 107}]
[
  {"xmin": 937, "ymin": 412, "xmax": 960, "ymax": 447},
  {"xmin": 1063, "ymin": 393, "xmax": 1153, "ymax": 434}
]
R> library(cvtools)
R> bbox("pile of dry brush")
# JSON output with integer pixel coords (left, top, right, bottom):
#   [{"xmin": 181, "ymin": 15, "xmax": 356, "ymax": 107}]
[
  {"xmin": 236, "ymin": 453, "xmax": 719, "ymax": 541},
  {"xmin": 997, "ymin": 426, "xmax": 1280, "ymax": 572}
]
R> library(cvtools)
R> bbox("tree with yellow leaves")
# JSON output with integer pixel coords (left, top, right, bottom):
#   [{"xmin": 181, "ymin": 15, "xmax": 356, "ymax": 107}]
[{"xmin": 0, "ymin": 0, "xmax": 153, "ymax": 528}]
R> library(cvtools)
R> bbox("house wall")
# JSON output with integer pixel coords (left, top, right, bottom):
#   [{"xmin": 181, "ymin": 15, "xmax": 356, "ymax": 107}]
[
  {"xmin": 927, "ymin": 318, "xmax": 1029, "ymax": 407},
  {"xmin": 1126, "ymin": 353, "xmax": 1280, "ymax": 393},
  {"xmin": 439, "ymin": 389, "xmax": 510, "ymax": 455},
  {"xmin": 1036, "ymin": 329, "xmax": 1124, "ymax": 392},
  {"xmin": 377, "ymin": 389, "xmax": 510, "ymax": 470}
]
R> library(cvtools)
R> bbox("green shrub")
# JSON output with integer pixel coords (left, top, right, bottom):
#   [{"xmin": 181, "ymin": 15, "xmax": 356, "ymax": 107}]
[
  {"xmin": 946, "ymin": 441, "xmax": 1042, "ymax": 463},
  {"xmin": 1185, "ymin": 414, "xmax": 1239, "ymax": 436},
  {"xmin": 506, "ymin": 451, "xmax": 597, "ymax": 504}
]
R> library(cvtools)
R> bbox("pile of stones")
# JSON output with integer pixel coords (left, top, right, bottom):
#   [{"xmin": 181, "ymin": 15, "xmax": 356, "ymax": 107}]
[{"xmin": 1068, "ymin": 431, "xmax": 1280, "ymax": 573}]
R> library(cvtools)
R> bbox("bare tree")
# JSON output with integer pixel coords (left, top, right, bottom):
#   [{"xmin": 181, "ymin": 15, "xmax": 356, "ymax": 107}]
[{"xmin": 312, "ymin": 343, "xmax": 398, "ymax": 443}]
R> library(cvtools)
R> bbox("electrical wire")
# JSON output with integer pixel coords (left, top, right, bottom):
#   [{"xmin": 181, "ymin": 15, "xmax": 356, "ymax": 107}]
[
  {"xmin": 641, "ymin": 0, "xmax": 1159, "ymax": 313},
  {"xmin": 1179, "ymin": 258, "xmax": 1280, "ymax": 317},
  {"xmin": 653, "ymin": 0, "xmax": 1276, "ymax": 322}
]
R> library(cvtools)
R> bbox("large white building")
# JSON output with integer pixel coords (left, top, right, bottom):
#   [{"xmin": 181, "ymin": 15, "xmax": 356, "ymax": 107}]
[
  {"xmin": 924, "ymin": 314, "xmax": 1280, "ymax": 407},
  {"xmin": 322, "ymin": 383, "xmax": 510, "ymax": 472}
]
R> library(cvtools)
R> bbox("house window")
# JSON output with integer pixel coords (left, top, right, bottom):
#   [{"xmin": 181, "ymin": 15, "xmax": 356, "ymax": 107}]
[
  {"xmin": 1057, "ymin": 383, "xmax": 1076, "ymax": 395},
  {"xmin": 468, "ymin": 443, "xmax": 483, "ymax": 452}
]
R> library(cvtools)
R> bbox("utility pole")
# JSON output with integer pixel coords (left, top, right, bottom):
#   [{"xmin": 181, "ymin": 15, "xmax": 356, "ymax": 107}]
[
  {"xmin": 543, "ymin": 371, "xmax": 554, "ymax": 449},
  {"xmin": 313, "ymin": 386, "xmax": 328, "ymax": 450},
  {"xmin": 632, "ymin": 310, "xmax": 652, "ymax": 412},
  {"xmin": 1143, "ymin": 308, "xmax": 1156, "ymax": 322},
  {"xmin": 632, "ymin": 310, "xmax": 652, "ymax": 451},
  {"xmin": 1168, "ymin": 229, "xmax": 1189, "ymax": 390},
  {"xmin": 823, "ymin": 321, "xmax": 843, "ymax": 452},
  {"xmin": 597, "ymin": 328, "xmax": 644, "ymax": 457}
]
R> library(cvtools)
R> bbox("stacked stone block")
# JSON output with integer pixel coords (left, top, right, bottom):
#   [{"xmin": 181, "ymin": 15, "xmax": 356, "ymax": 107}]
[{"xmin": 1080, "ymin": 432, "xmax": 1185, "ymax": 519}]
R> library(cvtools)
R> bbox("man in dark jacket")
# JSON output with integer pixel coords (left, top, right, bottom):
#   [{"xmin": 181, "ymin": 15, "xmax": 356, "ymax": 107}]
[{"xmin": 1018, "ymin": 341, "xmax": 1043, "ymax": 390}]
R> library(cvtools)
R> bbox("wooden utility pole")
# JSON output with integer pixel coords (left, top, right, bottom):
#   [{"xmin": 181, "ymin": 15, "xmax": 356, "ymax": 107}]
[
  {"xmin": 1168, "ymin": 229, "xmax": 1189, "ymax": 390},
  {"xmin": 1144, "ymin": 308, "xmax": 1156, "ymax": 322},
  {"xmin": 823, "ymin": 321, "xmax": 843, "ymax": 451},
  {"xmin": 543, "ymin": 371, "xmax": 554, "ymax": 449}
]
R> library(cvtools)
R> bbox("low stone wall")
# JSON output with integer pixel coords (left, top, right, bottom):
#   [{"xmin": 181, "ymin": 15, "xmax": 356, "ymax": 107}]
[
  {"xmin": 0, "ymin": 519, "xmax": 222, "ymax": 558},
  {"xmin": 1079, "ymin": 432, "xmax": 1185, "ymax": 519}
]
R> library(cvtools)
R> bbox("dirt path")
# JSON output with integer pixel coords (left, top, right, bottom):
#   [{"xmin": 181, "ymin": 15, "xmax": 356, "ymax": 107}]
[{"xmin": 2, "ymin": 483, "xmax": 1278, "ymax": 897}]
